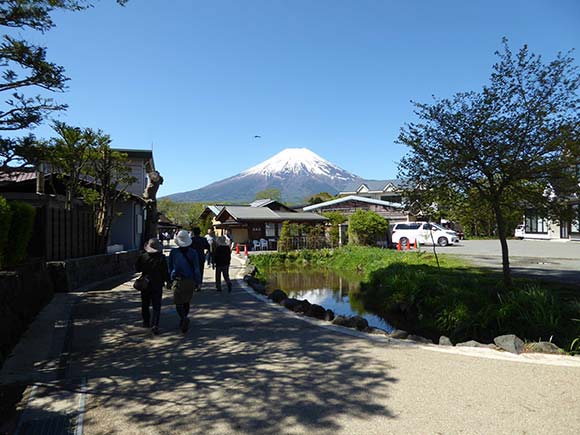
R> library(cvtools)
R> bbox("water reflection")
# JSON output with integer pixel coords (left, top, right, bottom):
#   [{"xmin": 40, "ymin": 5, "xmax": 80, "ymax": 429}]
[{"xmin": 264, "ymin": 268, "xmax": 394, "ymax": 332}]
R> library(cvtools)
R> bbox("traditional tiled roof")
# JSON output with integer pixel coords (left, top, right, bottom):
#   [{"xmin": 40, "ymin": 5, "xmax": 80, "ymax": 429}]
[
  {"xmin": 249, "ymin": 198, "xmax": 275, "ymax": 207},
  {"xmin": 276, "ymin": 211, "xmax": 327, "ymax": 222},
  {"xmin": 0, "ymin": 169, "xmax": 37, "ymax": 184},
  {"xmin": 303, "ymin": 195, "xmax": 403, "ymax": 211},
  {"xmin": 215, "ymin": 206, "xmax": 327, "ymax": 223},
  {"xmin": 340, "ymin": 179, "xmax": 405, "ymax": 194}
]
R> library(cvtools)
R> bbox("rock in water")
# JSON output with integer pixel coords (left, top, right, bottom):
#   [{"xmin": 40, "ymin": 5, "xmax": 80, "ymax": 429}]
[
  {"xmin": 269, "ymin": 289, "xmax": 288, "ymax": 303},
  {"xmin": 282, "ymin": 298, "xmax": 300, "ymax": 311},
  {"xmin": 306, "ymin": 304, "xmax": 326, "ymax": 319},
  {"xmin": 324, "ymin": 309, "xmax": 335, "ymax": 321},
  {"xmin": 350, "ymin": 316, "xmax": 369, "ymax": 331},
  {"xmin": 332, "ymin": 315, "xmax": 350, "ymax": 327}
]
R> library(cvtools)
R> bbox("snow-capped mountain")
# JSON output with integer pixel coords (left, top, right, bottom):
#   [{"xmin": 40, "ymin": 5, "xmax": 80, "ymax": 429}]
[{"xmin": 165, "ymin": 148, "xmax": 360, "ymax": 203}]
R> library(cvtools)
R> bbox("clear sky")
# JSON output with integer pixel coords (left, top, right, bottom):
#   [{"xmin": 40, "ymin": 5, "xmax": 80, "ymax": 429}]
[{"xmin": 21, "ymin": 0, "xmax": 580, "ymax": 196}]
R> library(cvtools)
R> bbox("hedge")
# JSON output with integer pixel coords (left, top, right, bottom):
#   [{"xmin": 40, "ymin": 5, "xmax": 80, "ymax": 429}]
[
  {"xmin": 0, "ymin": 198, "xmax": 36, "ymax": 270},
  {"xmin": 0, "ymin": 197, "xmax": 12, "ymax": 269}
]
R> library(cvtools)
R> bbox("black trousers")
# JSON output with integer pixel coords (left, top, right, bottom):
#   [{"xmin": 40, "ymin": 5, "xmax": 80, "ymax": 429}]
[
  {"xmin": 175, "ymin": 302, "xmax": 190, "ymax": 320},
  {"xmin": 141, "ymin": 287, "xmax": 162, "ymax": 327},
  {"xmin": 215, "ymin": 265, "xmax": 231, "ymax": 290}
]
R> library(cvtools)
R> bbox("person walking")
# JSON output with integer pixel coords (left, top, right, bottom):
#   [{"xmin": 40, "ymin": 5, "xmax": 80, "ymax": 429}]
[
  {"xmin": 214, "ymin": 235, "xmax": 232, "ymax": 292},
  {"xmin": 168, "ymin": 230, "xmax": 201, "ymax": 333},
  {"xmin": 205, "ymin": 228, "xmax": 216, "ymax": 269},
  {"xmin": 190, "ymin": 227, "xmax": 210, "ymax": 291},
  {"xmin": 135, "ymin": 238, "xmax": 169, "ymax": 335},
  {"xmin": 225, "ymin": 229, "xmax": 235, "ymax": 250}
]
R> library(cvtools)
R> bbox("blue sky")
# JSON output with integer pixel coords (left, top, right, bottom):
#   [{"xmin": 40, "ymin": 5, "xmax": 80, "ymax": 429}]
[{"xmin": 22, "ymin": 0, "xmax": 580, "ymax": 196}]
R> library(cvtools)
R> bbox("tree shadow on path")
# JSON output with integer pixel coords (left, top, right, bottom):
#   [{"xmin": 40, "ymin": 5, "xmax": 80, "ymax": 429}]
[{"xmin": 66, "ymin": 280, "xmax": 398, "ymax": 434}]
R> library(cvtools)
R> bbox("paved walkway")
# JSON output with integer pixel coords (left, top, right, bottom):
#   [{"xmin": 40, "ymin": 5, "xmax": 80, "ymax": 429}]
[{"xmin": 2, "ymin": 254, "xmax": 580, "ymax": 434}]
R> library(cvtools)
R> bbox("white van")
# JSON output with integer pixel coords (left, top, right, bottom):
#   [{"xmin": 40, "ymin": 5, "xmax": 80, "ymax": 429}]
[
  {"xmin": 514, "ymin": 224, "xmax": 525, "ymax": 239},
  {"xmin": 391, "ymin": 222, "xmax": 460, "ymax": 247}
]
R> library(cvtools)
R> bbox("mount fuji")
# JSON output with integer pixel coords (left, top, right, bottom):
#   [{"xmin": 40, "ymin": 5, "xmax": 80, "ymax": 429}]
[{"xmin": 165, "ymin": 148, "xmax": 361, "ymax": 203}]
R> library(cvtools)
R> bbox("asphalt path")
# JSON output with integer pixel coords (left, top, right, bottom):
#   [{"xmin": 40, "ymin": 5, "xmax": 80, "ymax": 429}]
[
  {"xmin": 435, "ymin": 239, "xmax": 580, "ymax": 284},
  {"xmin": 8, "ymin": 254, "xmax": 580, "ymax": 434}
]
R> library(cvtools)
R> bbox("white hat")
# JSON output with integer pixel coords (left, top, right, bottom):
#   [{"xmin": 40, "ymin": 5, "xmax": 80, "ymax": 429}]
[
  {"xmin": 174, "ymin": 230, "xmax": 192, "ymax": 247},
  {"xmin": 144, "ymin": 238, "xmax": 163, "ymax": 253}
]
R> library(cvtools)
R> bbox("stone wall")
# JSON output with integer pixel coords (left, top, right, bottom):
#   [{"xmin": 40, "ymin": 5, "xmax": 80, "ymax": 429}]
[
  {"xmin": 0, "ymin": 250, "xmax": 140, "ymax": 367},
  {"xmin": 0, "ymin": 261, "xmax": 54, "ymax": 364},
  {"xmin": 46, "ymin": 250, "xmax": 140, "ymax": 292}
]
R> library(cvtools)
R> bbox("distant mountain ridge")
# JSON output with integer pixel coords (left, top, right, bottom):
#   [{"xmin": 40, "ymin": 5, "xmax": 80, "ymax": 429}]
[{"xmin": 165, "ymin": 148, "xmax": 361, "ymax": 203}]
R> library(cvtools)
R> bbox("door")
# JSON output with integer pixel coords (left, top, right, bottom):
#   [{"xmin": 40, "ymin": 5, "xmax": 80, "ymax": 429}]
[{"xmin": 560, "ymin": 221, "xmax": 569, "ymax": 239}]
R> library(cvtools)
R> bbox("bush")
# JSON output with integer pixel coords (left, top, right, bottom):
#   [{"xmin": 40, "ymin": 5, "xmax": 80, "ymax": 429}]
[
  {"xmin": 322, "ymin": 211, "xmax": 347, "ymax": 247},
  {"xmin": 348, "ymin": 210, "xmax": 388, "ymax": 246},
  {"xmin": 0, "ymin": 197, "xmax": 12, "ymax": 269},
  {"xmin": 5, "ymin": 202, "xmax": 36, "ymax": 267}
]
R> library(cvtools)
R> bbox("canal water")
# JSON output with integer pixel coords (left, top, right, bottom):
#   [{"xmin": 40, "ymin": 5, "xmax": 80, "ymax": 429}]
[{"xmin": 263, "ymin": 268, "xmax": 394, "ymax": 332}]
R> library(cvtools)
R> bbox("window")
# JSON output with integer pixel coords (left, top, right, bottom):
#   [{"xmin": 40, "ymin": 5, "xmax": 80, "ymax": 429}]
[
  {"xmin": 265, "ymin": 223, "xmax": 275, "ymax": 237},
  {"xmin": 381, "ymin": 195, "xmax": 402, "ymax": 203},
  {"xmin": 572, "ymin": 205, "xmax": 580, "ymax": 234},
  {"xmin": 525, "ymin": 211, "xmax": 547, "ymax": 234},
  {"xmin": 395, "ymin": 222, "xmax": 421, "ymax": 230}
]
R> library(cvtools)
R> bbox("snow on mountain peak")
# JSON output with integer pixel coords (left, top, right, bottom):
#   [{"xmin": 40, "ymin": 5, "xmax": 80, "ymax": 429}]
[{"xmin": 241, "ymin": 148, "xmax": 351, "ymax": 179}]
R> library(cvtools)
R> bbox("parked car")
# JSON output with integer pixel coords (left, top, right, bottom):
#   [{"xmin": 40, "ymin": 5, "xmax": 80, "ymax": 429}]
[
  {"xmin": 514, "ymin": 224, "xmax": 525, "ymax": 239},
  {"xmin": 391, "ymin": 222, "xmax": 460, "ymax": 247}
]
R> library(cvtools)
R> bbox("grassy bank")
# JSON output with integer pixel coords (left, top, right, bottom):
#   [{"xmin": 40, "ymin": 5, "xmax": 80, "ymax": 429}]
[{"xmin": 250, "ymin": 246, "xmax": 580, "ymax": 352}]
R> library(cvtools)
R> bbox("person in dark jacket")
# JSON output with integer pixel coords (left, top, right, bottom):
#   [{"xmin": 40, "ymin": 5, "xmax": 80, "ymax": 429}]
[
  {"xmin": 190, "ymin": 226, "xmax": 210, "ymax": 291},
  {"xmin": 135, "ymin": 238, "xmax": 169, "ymax": 335},
  {"xmin": 214, "ymin": 235, "xmax": 232, "ymax": 292},
  {"xmin": 168, "ymin": 230, "xmax": 201, "ymax": 333}
]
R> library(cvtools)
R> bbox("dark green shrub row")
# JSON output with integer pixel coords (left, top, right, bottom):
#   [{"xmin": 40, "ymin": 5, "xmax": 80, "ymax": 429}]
[
  {"xmin": 0, "ymin": 197, "xmax": 36, "ymax": 270},
  {"xmin": 356, "ymin": 263, "xmax": 579, "ymax": 351}
]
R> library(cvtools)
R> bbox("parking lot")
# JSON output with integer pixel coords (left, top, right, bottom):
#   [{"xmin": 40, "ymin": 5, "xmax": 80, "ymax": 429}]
[{"xmin": 437, "ymin": 239, "xmax": 580, "ymax": 284}]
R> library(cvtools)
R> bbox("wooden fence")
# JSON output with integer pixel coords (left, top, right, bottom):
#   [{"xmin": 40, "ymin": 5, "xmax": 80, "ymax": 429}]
[{"xmin": 29, "ymin": 204, "xmax": 99, "ymax": 261}]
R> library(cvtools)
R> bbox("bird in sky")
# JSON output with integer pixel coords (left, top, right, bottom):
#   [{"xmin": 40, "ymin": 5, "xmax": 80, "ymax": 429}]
[{"xmin": 253, "ymin": 135, "xmax": 261, "ymax": 139}]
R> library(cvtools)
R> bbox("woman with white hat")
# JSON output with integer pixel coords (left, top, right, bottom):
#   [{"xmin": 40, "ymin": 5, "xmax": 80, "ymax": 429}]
[
  {"xmin": 168, "ymin": 229, "xmax": 201, "ymax": 333},
  {"xmin": 135, "ymin": 238, "xmax": 169, "ymax": 335}
]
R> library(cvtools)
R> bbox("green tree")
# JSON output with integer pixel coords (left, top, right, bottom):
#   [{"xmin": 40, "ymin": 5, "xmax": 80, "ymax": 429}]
[
  {"xmin": 0, "ymin": 0, "xmax": 126, "ymax": 168},
  {"xmin": 306, "ymin": 191, "xmax": 334, "ymax": 205},
  {"xmin": 158, "ymin": 199, "xmax": 205, "ymax": 231},
  {"xmin": 83, "ymin": 135, "xmax": 136, "ymax": 252},
  {"xmin": 254, "ymin": 188, "xmax": 281, "ymax": 201},
  {"xmin": 322, "ymin": 211, "xmax": 347, "ymax": 246},
  {"xmin": 44, "ymin": 121, "xmax": 95, "ymax": 210},
  {"xmin": 399, "ymin": 40, "xmax": 580, "ymax": 287},
  {"xmin": 348, "ymin": 210, "xmax": 388, "ymax": 246}
]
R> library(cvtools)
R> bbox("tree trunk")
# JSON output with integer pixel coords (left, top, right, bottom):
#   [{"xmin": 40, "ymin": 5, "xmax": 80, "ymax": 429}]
[
  {"xmin": 493, "ymin": 204, "xmax": 512, "ymax": 288},
  {"xmin": 143, "ymin": 170, "xmax": 164, "ymax": 242}
]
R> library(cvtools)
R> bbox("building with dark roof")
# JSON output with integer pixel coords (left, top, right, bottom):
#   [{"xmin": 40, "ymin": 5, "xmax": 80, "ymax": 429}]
[
  {"xmin": 0, "ymin": 148, "xmax": 156, "ymax": 260},
  {"xmin": 201, "ymin": 199, "xmax": 327, "ymax": 250},
  {"xmin": 339, "ymin": 179, "xmax": 406, "ymax": 203}
]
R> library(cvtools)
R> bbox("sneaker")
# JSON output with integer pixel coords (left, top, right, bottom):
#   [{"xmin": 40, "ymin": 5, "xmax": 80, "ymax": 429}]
[
  {"xmin": 181, "ymin": 317, "xmax": 189, "ymax": 333},
  {"xmin": 142, "ymin": 320, "xmax": 150, "ymax": 328},
  {"xmin": 194, "ymin": 286, "xmax": 201, "ymax": 292},
  {"xmin": 151, "ymin": 326, "xmax": 160, "ymax": 335}
]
